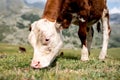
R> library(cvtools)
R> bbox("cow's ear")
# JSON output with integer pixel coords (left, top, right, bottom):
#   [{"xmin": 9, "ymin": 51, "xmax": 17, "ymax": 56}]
[
  {"xmin": 30, "ymin": 21, "xmax": 38, "ymax": 31},
  {"xmin": 55, "ymin": 23, "xmax": 63, "ymax": 32}
]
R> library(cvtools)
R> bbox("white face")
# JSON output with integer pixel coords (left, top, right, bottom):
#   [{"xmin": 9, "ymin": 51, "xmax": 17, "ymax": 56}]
[{"xmin": 28, "ymin": 19, "xmax": 63, "ymax": 69}]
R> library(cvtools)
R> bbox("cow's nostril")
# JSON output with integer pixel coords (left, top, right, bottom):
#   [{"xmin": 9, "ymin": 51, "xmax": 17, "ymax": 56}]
[
  {"xmin": 35, "ymin": 61, "xmax": 40, "ymax": 67},
  {"xmin": 45, "ymin": 39, "xmax": 49, "ymax": 41},
  {"xmin": 31, "ymin": 61, "xmax": 41, "ymax": 69},
  {"xmin": 38, "ymin": 61, "xmax": 40, "ymax": 64}
]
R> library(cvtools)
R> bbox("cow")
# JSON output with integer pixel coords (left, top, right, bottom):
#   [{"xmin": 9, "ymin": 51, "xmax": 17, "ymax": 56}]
[{"xmin": 28, "ymin": 0, "xmax": 111, "ymax": 69}]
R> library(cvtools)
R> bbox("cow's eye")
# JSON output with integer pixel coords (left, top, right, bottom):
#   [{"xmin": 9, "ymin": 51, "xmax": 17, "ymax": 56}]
[{"xmin": 41, "ymin": 38, "xmax": 50, "ymax": 45}]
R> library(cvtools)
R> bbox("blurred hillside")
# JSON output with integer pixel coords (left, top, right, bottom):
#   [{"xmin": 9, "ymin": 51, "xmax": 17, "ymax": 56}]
[
  {"xmin": 0, "ymin": 0, "xmax": 43, "ymax": 44},
  {"xmin": 0, "ymin": 0, "xmax": 120, "ymax": 48}
]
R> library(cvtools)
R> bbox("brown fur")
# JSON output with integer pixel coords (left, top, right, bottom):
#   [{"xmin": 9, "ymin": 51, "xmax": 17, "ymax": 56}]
[
  {"xmin": 42, "ymin": 0, "xmax": 64, "ymax": 22},
  {"xmin": 42, "ymin": 0, "xmax": 110, "ymax": 47},
  {"xmin": 43, "ymin": 0, "xmax": 106, "ymax": 27}
]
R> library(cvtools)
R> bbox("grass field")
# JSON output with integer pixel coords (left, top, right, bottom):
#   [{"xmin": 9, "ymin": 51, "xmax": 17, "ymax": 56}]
[{"xmin": 0, "ymin": 43, "xmax": 120, "ymax": 80}]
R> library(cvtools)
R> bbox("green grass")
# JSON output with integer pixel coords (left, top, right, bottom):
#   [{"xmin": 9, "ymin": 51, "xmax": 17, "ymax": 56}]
[{"xmin": 0, "ymin": 43, "xmax": 120, "ymax": 80}]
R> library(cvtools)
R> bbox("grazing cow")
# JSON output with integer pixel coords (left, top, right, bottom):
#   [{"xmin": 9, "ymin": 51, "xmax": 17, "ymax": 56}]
[{"xmin": 28, "ymin": 0, "xmax": 111, "ymax": 69}]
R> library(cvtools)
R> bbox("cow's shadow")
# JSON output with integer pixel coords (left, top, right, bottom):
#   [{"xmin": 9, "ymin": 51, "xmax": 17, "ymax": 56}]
[
  {"xmin": 59, "ymin": 55, "xmax": 80, "ymax": 60},
  {"xmin": 50, "ymin": 52, "xmax": 80, "ymax": 68}
]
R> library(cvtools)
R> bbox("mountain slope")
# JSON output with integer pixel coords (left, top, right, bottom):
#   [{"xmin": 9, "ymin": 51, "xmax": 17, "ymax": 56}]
[
  {"xmin": 110, "ymin": 13, "xmax": 120, "ymax": 24},
  {"xmin": 0, "ymin": 0, "xmax": 24, "ymax": 16},
  {"xmin": 0, "ymin": 0, "xmax": 120, "ymax": 48},
  {"xmin": 0, "ymin": 0, "xmax": 42, "ymax": 44},
  {"xmin": 24, "ymin": 0, "xmax": 45, "ymax": 9}
]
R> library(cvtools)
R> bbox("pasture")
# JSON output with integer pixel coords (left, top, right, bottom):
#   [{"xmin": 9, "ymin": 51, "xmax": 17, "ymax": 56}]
[{"xmin": 0, "ymin": 43, "xmax": 120, "ymax": 80}]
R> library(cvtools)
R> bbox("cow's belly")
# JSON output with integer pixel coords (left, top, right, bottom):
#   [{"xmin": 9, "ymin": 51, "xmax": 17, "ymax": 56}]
[{"xmin": 71, "ymin": 13, "xmax": 99, "ymax": 27}]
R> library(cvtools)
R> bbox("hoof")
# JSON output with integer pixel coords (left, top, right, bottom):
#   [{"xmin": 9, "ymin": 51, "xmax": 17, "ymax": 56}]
[
  {"xmin": 99, "ymin": 53, "xmax": 106, "ymax": 60},
  {"xmin": 99, "ymin": 56, "xmax": 105, "ymax": 60},
  {"xmin": 81, "ymin": 57, "xmax": 89, "ymax": 61}
]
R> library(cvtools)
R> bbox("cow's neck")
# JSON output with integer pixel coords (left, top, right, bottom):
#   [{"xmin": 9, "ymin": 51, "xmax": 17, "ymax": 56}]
[{"xmin": 42, "ymin": 0, "xmax": 63, "ymax": 22}]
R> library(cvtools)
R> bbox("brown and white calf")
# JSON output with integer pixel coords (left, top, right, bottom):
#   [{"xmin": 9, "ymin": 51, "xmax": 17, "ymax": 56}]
[{"xmin": 28, "ymin": 0, "xmax": 111, "ymax": 69}]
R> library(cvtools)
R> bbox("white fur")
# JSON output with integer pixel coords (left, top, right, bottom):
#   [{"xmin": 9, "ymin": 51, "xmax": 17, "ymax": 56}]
[
  {"xmin": 71, "ymin": 13, "xmax": 86, "ymax": 23},
  {"xmin": 81, "ymin": 45, "xmax": 89, "ymax": 61},
  {"xmin": 28, "ymin": 18, "xmax": 63, "ymax": 68},
  {"xmin": 99, "ymin": 9, "xmax": 110, "ymax": 60},
  {"xmin": 79, "ymin": 18, "xmax": 86, "ymax": 22}
]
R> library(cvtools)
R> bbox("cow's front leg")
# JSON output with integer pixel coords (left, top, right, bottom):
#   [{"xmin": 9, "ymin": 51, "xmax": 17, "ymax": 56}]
[{"xmin": 78, "ymin": 22, "xmax": 89, "ymax": 61}]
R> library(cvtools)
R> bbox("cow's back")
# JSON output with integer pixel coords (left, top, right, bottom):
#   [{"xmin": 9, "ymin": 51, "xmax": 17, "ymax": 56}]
[
  {"xmin": 56, "ymin": 0, "xmax": 106, "ymax": 28},
  {"xmin": 61, "ymin": 0, "xmax": 106, "ymax": 20},
  {"xmin": 89, "ymin": 0, "xmax": 106, "ymax": 20}
]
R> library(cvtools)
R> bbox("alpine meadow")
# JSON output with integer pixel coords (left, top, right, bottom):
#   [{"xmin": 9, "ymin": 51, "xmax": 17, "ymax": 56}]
[{"xmin": 0, "ymin": 43, "xmax": 120, "ymax": 80}]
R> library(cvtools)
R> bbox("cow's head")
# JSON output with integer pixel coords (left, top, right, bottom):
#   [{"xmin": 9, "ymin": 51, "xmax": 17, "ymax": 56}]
[{"xmin": 28, "ymin": 19, "xmax": 63, "ymax": 69}]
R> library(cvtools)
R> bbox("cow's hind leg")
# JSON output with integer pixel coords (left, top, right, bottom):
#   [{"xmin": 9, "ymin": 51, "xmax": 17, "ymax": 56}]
[
  {"xmin": 87, "ymin": 27, "xmax": 94, "ymax": 54},
  {"xmin": 78, "ymin": 22, "xmax": 89, "ymax": 61},
  {"xmin": 99, "ymin": 8, "xmax": 111, "ymax": 60}
]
